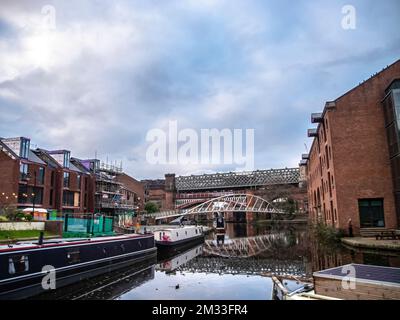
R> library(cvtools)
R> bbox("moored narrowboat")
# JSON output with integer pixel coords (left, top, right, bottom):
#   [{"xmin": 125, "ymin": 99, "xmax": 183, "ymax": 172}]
[
  {"xmin": 0, "ymin": 233, "xmax": 156, "ymax": 300},
  {"xmin": 153, "ymin": 226, "xmax": 204, "ymax": 247}
]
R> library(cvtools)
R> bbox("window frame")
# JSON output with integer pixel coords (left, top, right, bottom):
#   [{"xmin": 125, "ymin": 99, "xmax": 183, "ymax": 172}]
[
  {"xmin": 358, "ymin": 198, "xmax": 385, "ymax": 228},
  {"xmin": 8, "ymin": 255, "xmax": 29, "ymax": 275}
]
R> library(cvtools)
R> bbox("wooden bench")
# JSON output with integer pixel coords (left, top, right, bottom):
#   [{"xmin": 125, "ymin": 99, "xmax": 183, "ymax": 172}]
[{"xmin": 375, "ymin": 230, "xmax": 400, "ymax": 240}]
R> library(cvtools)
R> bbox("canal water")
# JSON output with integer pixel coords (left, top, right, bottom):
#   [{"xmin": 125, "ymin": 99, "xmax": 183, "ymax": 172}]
[{"xmin": 34, "ymin": 223, "xmax": 400, "ymax": 300}]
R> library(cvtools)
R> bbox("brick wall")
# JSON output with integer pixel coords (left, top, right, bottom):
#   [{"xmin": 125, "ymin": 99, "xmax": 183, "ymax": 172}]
[
  {"xmin": 307, "ymin": 60, "xmax": 400, "ymax": 234},
  {"xmin": 0, "ymin": 152, "xmax": 19, "ymax": 207}
]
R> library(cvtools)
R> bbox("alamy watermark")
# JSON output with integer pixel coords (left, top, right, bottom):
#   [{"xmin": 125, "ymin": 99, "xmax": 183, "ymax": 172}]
[
  {"xmin": 146, "ymin": 121, "xmax": 255, "ymax": 171},
  {"xmin": 41, "ymin": 5, "xmax": 57, "ymax": 30},
  {"xmin": 341, "ymin": 5, "xmax": 356, "ymax": 30},
  {"xmin": 19, "ymin": 4, "xmax": 56, "ymax": 31},
  {"xmin": 341, "ymin": 265, "xmax": 356, "ymax": 290},
  {"xmin": 41, "ymin": 265, "xmax": 56, "ymax": 290}
]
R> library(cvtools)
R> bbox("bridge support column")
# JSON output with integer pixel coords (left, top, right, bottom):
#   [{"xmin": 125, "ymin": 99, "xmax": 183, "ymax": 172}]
[{"xmin": 246, "ymin": 212, "xmax": 254, "ymax": 223}]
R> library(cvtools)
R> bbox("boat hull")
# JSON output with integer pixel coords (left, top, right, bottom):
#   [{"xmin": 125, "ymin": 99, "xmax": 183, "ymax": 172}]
[
  {"xmin": 156, "ymin": 236, "xmax": 204, "ymax": 261},
  {"xmin": 155, "ymin": 234, "xmax": 205, "ymax": 248},
  {"xmin": 0, "ymin": 235, "xmax": 156, "ymax": 300}
]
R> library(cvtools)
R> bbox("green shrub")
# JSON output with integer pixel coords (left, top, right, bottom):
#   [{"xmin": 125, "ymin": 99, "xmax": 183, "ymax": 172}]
[
  {"xmin": 145, "ymin": 202, "xmax": 160, "ymax": 213},
  {"xmin": 13, "ymin": 211, "xmax": 33, "ymax": 222},
  {"xmin": 0, "ymin": 215, "xmax": 8, "ymax": 222},
  {"xmin": 311, "ymin": 221, "xmax": 342, "ymax": 246}
]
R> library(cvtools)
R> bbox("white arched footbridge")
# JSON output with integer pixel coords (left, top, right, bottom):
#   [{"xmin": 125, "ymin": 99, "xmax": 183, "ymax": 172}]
[{"xmin": 142, "ymin": 194, "xmax": 285, "ymax": 221}]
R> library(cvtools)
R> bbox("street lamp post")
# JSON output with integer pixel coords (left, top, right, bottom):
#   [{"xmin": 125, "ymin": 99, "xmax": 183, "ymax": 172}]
[{"xmin": 30, "ymin": 171, "xmax": 37, "ymax": 216}]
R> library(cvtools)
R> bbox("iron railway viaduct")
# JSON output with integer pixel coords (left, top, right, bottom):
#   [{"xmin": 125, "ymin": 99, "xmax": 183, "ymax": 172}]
[{"xmin": 142, "ymin": 167, "xmax": 308, "ymax": 223}]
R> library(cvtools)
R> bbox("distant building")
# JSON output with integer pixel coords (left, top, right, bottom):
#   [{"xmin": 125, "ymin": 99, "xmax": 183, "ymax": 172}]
[
  {"xmin": 115, "ymin": 173, "xmax": 145, "ymax": 212},
  {"xmin": 303, "ymin": 59, "xmax": 400, "ymax": 235},
  {"xmin": 71, "ymin": 159, "xmax": 144, "ymax": 215},
  {"xmin": 141, "ymin": 169, "xmax": 307, "ymax": 218},
  {"xmin": 141, "ymin": 178, "xmax": 170, "ymax": 210}
]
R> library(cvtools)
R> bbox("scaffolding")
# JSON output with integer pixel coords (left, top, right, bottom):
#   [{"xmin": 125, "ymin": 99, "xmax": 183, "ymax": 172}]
[{"xmin": 94, "ymin": 161, "xmax": 136, "ymax": 214}]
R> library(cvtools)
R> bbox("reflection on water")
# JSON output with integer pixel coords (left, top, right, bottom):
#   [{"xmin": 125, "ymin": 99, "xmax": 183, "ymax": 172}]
[
  {"xmin": 156, "ymin": 245, "xmax": 203, "ymax": 273},
  {"xmin": 34, "ymin": 223, "xmax": 400, "ymax": 300},
  {"xmin": 33, "ymin": 256, "xmax": 157, "ymax": 300}
]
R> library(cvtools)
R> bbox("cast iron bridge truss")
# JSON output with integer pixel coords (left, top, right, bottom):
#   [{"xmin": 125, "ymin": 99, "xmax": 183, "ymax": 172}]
[
  {"xmin": 142, "ymin": 194, "xmax": 285, "ymax": 220},
  {"xmin": 177, "ymin": 256, "xmax": 307, "ymax": 278},
  {"xmin": 175, "ymin": 168, "xmax": 300, "ymax": 191}
]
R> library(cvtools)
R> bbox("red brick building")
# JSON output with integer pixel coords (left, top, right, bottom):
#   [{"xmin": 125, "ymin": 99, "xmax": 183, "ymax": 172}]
[
  {"xmin": 304, "ymin": 59, "xmax": 400, "ymax": 236},
  {"xmin": 0, "ymin": 137, "xmax": 94, "ymax": 213},
  {"xmin": 0, "ymin": 137, "xmax": 145, "ymax": 217},
  {"xmin": 115, "ymin": 172, "xmax": 145, "ymax": 211},
  {"xmin": 0, "ymin": 137, "xmax": 95, "ymax": 214}
]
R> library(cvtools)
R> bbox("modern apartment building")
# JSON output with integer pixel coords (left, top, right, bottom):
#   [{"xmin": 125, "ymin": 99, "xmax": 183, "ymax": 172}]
[
  {"xmin": 0, "ymin": 137, "xmax": 143, "ymax": 216},
  {"xmin": 0, "ymin": 137, "xmax": 95, "ymax": 214}
]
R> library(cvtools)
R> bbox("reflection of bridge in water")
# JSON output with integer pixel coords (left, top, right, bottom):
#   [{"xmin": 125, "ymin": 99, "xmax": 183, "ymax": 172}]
[
  {"xmin": 160, "ymin": 233, "xmax": 310, "ymax": 278},
  {"xmin": 203, "ymin": 233, "xmax": 288, "ymax": 258},
  {"xmin": 177, "ymin": 256, "xmax": 307, "ymax": 278}
]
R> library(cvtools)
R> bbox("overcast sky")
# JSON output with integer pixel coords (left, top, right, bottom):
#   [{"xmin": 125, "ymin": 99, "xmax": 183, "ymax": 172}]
[{"xmin": 0, "ymin": 0, "xmax": 399, "ymax": 179}]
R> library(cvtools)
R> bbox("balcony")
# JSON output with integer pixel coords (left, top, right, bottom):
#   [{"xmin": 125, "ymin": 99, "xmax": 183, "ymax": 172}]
[
  {"xmin": 96, "ymin": 198, "xmax": 137, "ymax": 210},
  {"xmin": 302, "ymin": 154, "xmax": 310, "ymax": 160},
  {"xmin": 299, "ymin": 159, "xmax": 308, "ymax": 166},
  {"xmin": 307, "ymin": 128, "xmax": 318, "ymax": 137},
  {"xmin": 311, "ymin": 113, "xmax": 323, "ymax": 123},
  {"xmin": 325, "ymin": 101, "xmax": 336, "ymax": 109}
]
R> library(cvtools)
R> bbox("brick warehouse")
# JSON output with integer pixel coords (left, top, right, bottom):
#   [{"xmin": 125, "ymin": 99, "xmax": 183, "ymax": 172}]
[
  {"xmin": 0, "ymin": 136, "xmax": 144, "ymax": 216},
  {"xmin": 303, "ymin": 59, "xmax": 400, "ymax": 236}
]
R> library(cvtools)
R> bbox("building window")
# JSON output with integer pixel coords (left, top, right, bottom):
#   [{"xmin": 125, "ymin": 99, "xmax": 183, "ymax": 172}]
[
  {"xmin": 32, "ymin": 187, "xmax": 43, "ymax": 205},
  {"xmin": 77, "ymin": 175, "xmax": 81, "ymax": 190},
  {"xmin": 386, "ymin": 122, "xmax": 399, "ymax": 157},
  {"xmin": 20, "ymin": 138, "xmax": 30, "ymax": 159},
  {"xmin": 325, "ymin": 146, "xmax": 329, "ymax": 169},
  {"xmin": 38, "ymin": 167, "xmax": 45, "ymax": 185},
  {"xmin": 63, "ymin": 172, "xmax": 70, "ymax": 188},
  {"xmin": 63, "ymin": 151, "xmax": 70, "ymax": 168},
  {"xmin": 51, "ymin": 171, "xmax": 55, "ymax": 187},
  {"xmin": 63, "ymin": 190, "xmax": 75, "ymax": 206},
  {"xmin": 18, "ymin": 184, "xmax": 27, "ymax": 203},
  {"xmin": 328, "ymin": 172, "xmax": 332, "ymax": 197},
  {"xmin": 84, "ymin": 193, "xmax": 87, "ymax": 207},
  {"xmin": 358, "ymin": 199, "xmax": 385, "ymax": 228},
  {"xmin": 49, "ymin": 189, "xmax": 53, "ymax": 206},
  {"xmin": 67, "ymin": 250, "xmax": 80, "ymax": 264},
  {"xmin": 18, "ymin": 185, "xmax": 43, "ymax": 205},
  {"xmin": 19, "ymin": 163, "xmax": 28, "ymax": 181}
]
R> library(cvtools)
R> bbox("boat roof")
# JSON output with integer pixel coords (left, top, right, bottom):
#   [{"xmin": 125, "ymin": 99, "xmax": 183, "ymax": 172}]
[
  {"xmin": 154, "ymin": 226, "xmax": 201, "ymax": 232},
  {"xmin": 0, "ymin": 234, "xmax": 151, "ymax": 253},
  {"xmin": 313, "ymin": 263, "xmax": 400, "ymax": 286}
]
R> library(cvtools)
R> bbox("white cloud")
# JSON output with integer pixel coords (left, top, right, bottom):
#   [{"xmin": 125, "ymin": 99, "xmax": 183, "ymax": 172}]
[{"xmin": 0, "ymin": 0, "xmax": 399, "ymax": 179}]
